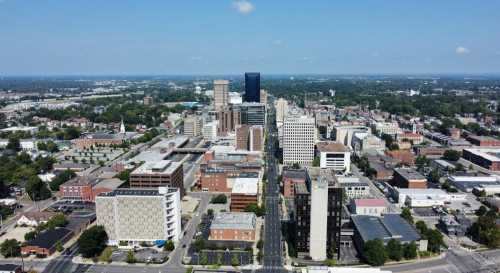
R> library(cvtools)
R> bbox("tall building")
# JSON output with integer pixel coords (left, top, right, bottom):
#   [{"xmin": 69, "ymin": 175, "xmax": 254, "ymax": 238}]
[
  {"xmin": 283, "ymin": 116, "xmax": 315, "ymax": 166},
  {"xmin": 235, "ymin": 102, "xmax": 266, "ymax": 126},
  {"xmin": 95, "ymin": 187, "xmax": 181, "ymax": 246},
  {"xmin": 236, "ymin": 125, "xmax": 264, "ymax": 151},
  {"xmin": 294, "ymin": 168, "xmax": 343, "ymax": 261},
  {"xmin": 213, "ymin": 80, "xmax": 229, "ymax": 111},
  {"xmin": 216, "ymin": 106, "xmax": 241, "ymax": 136},
  {"xmin": 260, "ymin": 89, "xmax": 268, "ymax": 105},
  {"xmin": 143, "ymin": 96, "xmax": 154, "ymax": 106},
  {"xmin": 183, "ymin": 115, "xmax": 203, "ymax": 137},
  {"xmin": 244, "ymin": 72, "xmax": 260, "ymax": 102},
  {"xmin": 275, "ymin": 98, "xmax": 288, "ymax": 124},
  {"xmin": 202, "ymin": 120, "xmax": 218, "ymax": 141}
]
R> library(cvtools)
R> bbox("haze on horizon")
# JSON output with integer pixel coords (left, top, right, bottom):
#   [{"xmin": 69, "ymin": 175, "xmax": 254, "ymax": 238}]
[{"xmin": 1, "ymin": 0, "xmax": 499, "ymax": 76}]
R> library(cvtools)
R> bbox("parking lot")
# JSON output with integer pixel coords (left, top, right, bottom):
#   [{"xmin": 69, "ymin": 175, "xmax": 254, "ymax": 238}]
[{"xmin": 111, "ymin": 248, "xmax": 168, "ymax": 264}]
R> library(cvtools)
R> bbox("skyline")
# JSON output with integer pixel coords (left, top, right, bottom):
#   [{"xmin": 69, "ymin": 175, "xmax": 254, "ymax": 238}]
[{"xmin": 1, "ymin": 0, "xmax": 500, "ymax": 75}]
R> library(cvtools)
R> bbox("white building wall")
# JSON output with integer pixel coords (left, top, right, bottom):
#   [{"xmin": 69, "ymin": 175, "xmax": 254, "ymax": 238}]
[
  {"xmin": 283, "ymin": 117, "xmax": 315, "ymax": 166},
  {"xmin": 319, "ymin": 151, "xmax": 351, "ymax": 172},
  {"xmin": 309, "ymin": 178, "xmax": 328, "ymax": 261}
]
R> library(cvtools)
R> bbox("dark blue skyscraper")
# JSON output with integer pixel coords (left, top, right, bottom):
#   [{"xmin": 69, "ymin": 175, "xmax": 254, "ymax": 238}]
[{"xmin": 244, "ymin": 72, "xmax": 260, "ymax": 102}]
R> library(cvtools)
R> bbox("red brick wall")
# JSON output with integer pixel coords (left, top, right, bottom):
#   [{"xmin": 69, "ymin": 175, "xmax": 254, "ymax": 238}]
[{"xmin": 209, "ymin": 228, "xmax": 255, "ymax": 241}]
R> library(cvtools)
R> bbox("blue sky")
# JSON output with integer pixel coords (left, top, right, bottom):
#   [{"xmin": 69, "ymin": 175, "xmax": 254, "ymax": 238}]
[{"xmin": 1, "ymin": 0, "xmax": 499, "ymax": 75}]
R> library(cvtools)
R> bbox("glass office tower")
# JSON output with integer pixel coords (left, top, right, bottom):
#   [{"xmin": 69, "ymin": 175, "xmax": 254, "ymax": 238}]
[{"xmin": 244, "ymin": 72, "xmax": 260, "ymax": 102}]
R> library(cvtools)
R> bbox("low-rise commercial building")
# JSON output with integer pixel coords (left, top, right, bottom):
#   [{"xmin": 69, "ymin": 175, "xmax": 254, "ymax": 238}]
[
  {"xmin": 462, "ymin": 148, "xmax": 500, "ymax": 171},
  {"xmin": 0, "ymin": 264, "xmax": 22, "ymax": 273},
  {"xmin": 96, "ymin": 187, "xmax": 181, "ymax": 246},
  {"xmin": 448, "ymin": 175, "xmax": 500, "ymax": 192},
  {"xmin": 391, "ymin": 168, "xmax": 427, "ymax": 189},
  {"xmin": 209, "ymin": 212, "xmax": 256, "ymax": 241},
  {"xmin": 282, "ymin": 167, "xmax": 307, "ymax": 198},
  {"xmin": 317, "ymin": 141, "xmax": 351, "ymax": 172},
  {"xmin": 466, "ymin": 135, "xmax": 500, "ymax": 147},
  {"xmin": 351, "ymin": 132, "xmax": 385, "ymax": 154},
  {"xmin": 335, "ymin": 176, "xmax": 370, "ymax": 198},
  {"xmin": 230, "ymin": 177, "xmax": 259, "ymax": 212},
  {"xmin": 21, "ymin": 228, "xmax": 73, "ymax": 256},
  {"xmin": 350, "ymin": 199, "xmax": 387, "ymax": 216},
  {"xmin": 390, "ymin": 188, "xmax": 466, "ymax": 207},
  {"xmin": 352, "ymin": 214, "xmax": 426, "ymax": 257}
]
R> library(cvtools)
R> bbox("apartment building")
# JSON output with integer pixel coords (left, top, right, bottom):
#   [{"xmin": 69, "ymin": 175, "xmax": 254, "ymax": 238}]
[
  {"xmin": 96, "ymin": 187, "xmax": 181, "ymax": 246},
  {"xmin": 283, "ymin": 116, "xmax": 315, "ymax": 166}
]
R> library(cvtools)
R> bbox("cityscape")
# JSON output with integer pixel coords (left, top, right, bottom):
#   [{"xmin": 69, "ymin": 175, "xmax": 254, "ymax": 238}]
[{"xmin": 0, "ymin": 1, "xmax": 500, "ymax": 273}]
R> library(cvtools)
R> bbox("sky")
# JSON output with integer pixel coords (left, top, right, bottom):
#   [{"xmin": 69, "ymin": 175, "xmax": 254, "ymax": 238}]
[{"xmin": 0, "ymin": 0, "xmax": 499, "ymax": 75}]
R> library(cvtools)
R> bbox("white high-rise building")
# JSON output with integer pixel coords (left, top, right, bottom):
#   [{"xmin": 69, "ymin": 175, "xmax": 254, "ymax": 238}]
[
  {"xmin": 309, "ymin": 173, "xmax": 328, "ymax": 261},
  {"xmin": 275, "ymin": 98, "xmax": 288, "ymax": 124},
  {"xmin": 95, "ymin": 187, "xmax": 181, "ymax": 246},
  {"xmin": 283, "ymin": 116, "xmax": 315, "ymax": 166},
  {"xmin": 213, "ymin": 80, "xmax": 229, "ymax": 111},
  {"xmin": 203, "ymin": 120, "xmax": 218, "ymax": 141},
  {"xmin": 184, "ymin": 115, "xmax": 203, "ymax": 137}
]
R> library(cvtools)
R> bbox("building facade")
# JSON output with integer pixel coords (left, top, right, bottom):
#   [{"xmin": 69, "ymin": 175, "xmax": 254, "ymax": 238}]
[
  {"xmin": 283, "ymin": 117, "xmax": 315, "ymax": 166},
  {"xmin": 244, "ymin": 72, "xmax": 260, "ymax": 102},
  {"xmin": 213, "ymin": 80, "xmax": 229, "ymax": 111},
  {"xmin": 129, "ymin": 160, "xmax": 185, "ymax": 196},
  {"xmin": 96, "ymin": 187, "xmax": 181, "ymax": 246},
  {"xmin": 317, "ymin": 141, "xmax": 351, "ymax": 172}
]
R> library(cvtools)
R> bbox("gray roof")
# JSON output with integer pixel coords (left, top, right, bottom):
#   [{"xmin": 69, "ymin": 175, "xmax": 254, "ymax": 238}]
[
  {"xmin": 352, "ymin": 214, "xmax": 421, "ymax": 244},
  {"xmin": 98, "ymin": 187, "xmax": 177, "ymax": 197},
  {"xmin": 394, "ymin": 168, "xmax": 426, "ymax": 180},
  {"xmin": 210, "ymin": 212, "xmax": 256, "ymax": 230}
]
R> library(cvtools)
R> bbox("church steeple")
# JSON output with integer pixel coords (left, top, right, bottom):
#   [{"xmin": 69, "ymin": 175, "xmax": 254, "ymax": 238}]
[{"xmin": 120, "ymin": 118, "xmax": 126, "ymax": 134}]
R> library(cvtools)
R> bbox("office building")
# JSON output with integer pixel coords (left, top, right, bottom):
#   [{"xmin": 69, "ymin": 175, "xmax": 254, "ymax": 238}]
[
  {"xmin": 391, "ymin": 168, "xmax": 427, "ymax": 189},
  {"xmin": 335, "ymin": 176, "xmax": 370, "ymax": 198},
  {"xmin": 294, "ymin": 168, "xmax": 343, "ymax": 261},
  {"xmin": 230, "ymin": 177, "xmax": 259, "ymax": 212},
  {"xmin": 214, "ymin": 80, "xmax": 229, "ymax": 111},
  {"xmin": 275, "ymin": 98, "xmax": 289, "ymax": 124},
  {"xmin": 283, "ymin": 116, "xmax": 315, "ymax": 166},
  {"xmin": 184, "ymin": 115, "xmax": 203, "ymax": 137},
  {"xmin": 96, "ymin": 187, "xmax": 181, "ymax": 246},
  {"xmin": 129, "ymin": 160, "xmax": 185, "ymax": 196},
  {"xmin": 260, "ymin": 89, "xmax": 268, "ymax": 105},
  {"xmin": 203, "ymin": 120, "xmax": 218, "ymax": 141},
  {"xmin": 216, "ymin": 106, "xmax": 241, "ymax": 136},
  {"xmin": 244, "ymin": 72, "xmax": 260, "ymax": 102},
  {"xmin": 209, "ymin": 212, "xmax": 256, "ymax": 242},
  {"xmin": 316, "ymin": 141, "xmax": 351, "ymax": 172},
  {"xmin": 333, "ymin": 125, "xmax": 369, "ymax": 148},
  {"xmin": 236, "ymin": 102, "xmax": 266, "ymax": 126},
  {"xmin": 236, "ymin": 125, "xmax": 264, "ymax": 151},
  {"xmin": 143, "ymin": 96, "xmax": 154, "ymax": 106}
]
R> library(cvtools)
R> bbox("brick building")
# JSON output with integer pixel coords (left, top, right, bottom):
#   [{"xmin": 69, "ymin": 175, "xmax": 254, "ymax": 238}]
[
  {"xmin": 209, "ymin": 212, "xmax": 256, "ymax": 241},
  {"xmin": 391, "ymin": 168, "xmax": 427, "ymax": 189},
  {"xmin": 230, "ymin": 177, "xmax": 258, "ymax": 212},
  {"xmin": 281, "ymin": 167, "xmax": 307, "ymax": 198},
  {"xmin": 129, "ymin": 160, "xmax": 185, "ymax": 196}
]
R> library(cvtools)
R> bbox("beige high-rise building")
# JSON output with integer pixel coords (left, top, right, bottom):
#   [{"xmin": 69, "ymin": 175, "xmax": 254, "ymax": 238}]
[
  {"xmin": 260, "ymin": 89, "xmax": 268, "ymax": 105},
  {"xmin": 275, "ymin": 98, "xmax": 288, "ymax": 124},
  {"xmin": 214, "ymin": 80, "xmax": 229, "ymax": 111},
  {"xmin": 183, "ymin": 115, "xmax": 203, "ymax": 137}
]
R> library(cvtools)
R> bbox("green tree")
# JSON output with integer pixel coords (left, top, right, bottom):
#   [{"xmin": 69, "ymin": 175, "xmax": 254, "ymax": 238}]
[
  {"xmin": 415, "ymin": 220, "xmax": 428, "ymax": 235},
  {"xmin": 164, "ymin": 240, "xmax": 175, "ymax": 251},
  {"xmin": 386, "ymin": 239, "xmax": 403, "ymax": 261},
  {"xmin": 400, "ymin": 207, "xmax": 414, "ymax": 224},
  {"xmin": 443, "ymin": 150, "xmax": 461, "ymax": 161},
  {"xmin": 231, "ymin": 253, "xmax": 240, "ymax": 266},
  {"xmin": 24, "ymin": 231, "xmax": 38, "ymax": 241},
  {"xmin": 210, "ymin": 194, "xmax": 228, "ymax": 204},
  {"xmin": 193, "ymin": 237, "xmax": 206, "ymax": 252},
  {"xmin": 200, "ymin": 252, "xmax": 208, "ymax": 265},
  {"xmin": 78, "ymin": 225, "xmax": 108, "ymax": 258},
  {"xmin": 363, "ymin": 239, "xmax": 387, "ymax": 266},
  {"xmin": 425, "ymin": 229, "xmax": 444, "ymax": 253},
  {"xmin": 126, "ymin": 250, "xmax": 136, "ymax": 263},
  {"xmin": 49, "ymin": 169, "xmax": 76, "ymax": 191},
  {"xmin": 116, "ymin": 169, "xmax": 131, "ymax": 182},
  {"xmin": 312, "ymin": 157, "xmax": 320, "ymax": 167},
  {"xmin": 6, "ymin": 137, "xmax": 20, "ymax": 151},
  {"xmin": 427, "ymin": 169, "xmax": 441, "ymax": 183},
  {"xmin": 185, "ymin": 266, "xmax": 193, "ymax": 273},
  {"xmin": 55, "ymin": 241, "xmax": 64, "ymax": 252},
  {"xmin": 25, "ymin": 176, "xmax": 52, "ymax": 201},
  {"xmin": 45, "ymin": 213, "xmax": 68, "ymax": 230},
  {"xmin": 0, "ymin": 239, "xmax": 21, "ymax": 257},
  {"xmin": 403, "ymin": 242, "xmax": 418, "ymax": 260}
]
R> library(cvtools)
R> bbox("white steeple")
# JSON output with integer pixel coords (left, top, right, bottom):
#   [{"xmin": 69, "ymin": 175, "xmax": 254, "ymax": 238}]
[{"xmin": 120, "ymin": 118, "xmax": 126, "ymax": 134}]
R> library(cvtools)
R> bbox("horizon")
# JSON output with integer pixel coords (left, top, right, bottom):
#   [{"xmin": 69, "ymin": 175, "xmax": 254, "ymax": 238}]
[{"xmin": 1, "ymin": 1, "xmax": 500, "ymax": 75}]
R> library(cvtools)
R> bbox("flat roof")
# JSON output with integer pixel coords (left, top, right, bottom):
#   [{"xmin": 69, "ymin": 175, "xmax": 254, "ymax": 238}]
[
  {"xmin": 26, "ymin": 228, "xmax": 73, "ymax": 249},
  {"xmin": 395, "ymin": 188, "xmax": 448, "ymax": 195},
  {"xmin": 210, "ymin": 212, "xmax": 256, "ymax": 230},
  {"xmin": 394, "ymin": 168, "xmax": 426, "ymax": 181},
  {"xmin": 98, "ymin": 187, "xmax": 178, "ymax": 197},
  {"xmin": 317, "ymin": 141, "xmax": 349, "ymax": 153},
  {"xmin": 131, "ymin": 160, "xmax": 182, "ymax": 175},
  {"xmin": 354, "ymin": 199, "xmax": 386, "ymax": 207},
  {"xmin": 231, "ymin": 177, "xmax": 258, "ymax": 195},
  {"xmin": 352, "ymin": 214, "xmax": 420, "ymax": 243},
  {"xmin": 464, "ymin": 148, "xmax": 500, "ymax": 162}
]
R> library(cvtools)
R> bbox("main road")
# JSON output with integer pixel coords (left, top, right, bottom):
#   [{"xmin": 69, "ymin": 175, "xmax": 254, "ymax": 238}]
[{"xmin": 254, "ymin": 103, "xmax": 287, "ymax": 273}]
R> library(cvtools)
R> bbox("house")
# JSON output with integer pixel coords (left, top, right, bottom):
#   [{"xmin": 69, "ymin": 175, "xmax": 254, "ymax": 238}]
[
  {"xmin": 21, "ymin": 228, "xmax": 73, "ymax": 257},
  {"xmin": 17, "ymin": 211, "xmax": 57, "ymax": 227}
]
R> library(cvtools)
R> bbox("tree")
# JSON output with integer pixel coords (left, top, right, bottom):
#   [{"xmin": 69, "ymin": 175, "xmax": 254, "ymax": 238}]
[
  {"xmin": 35, "ymin": 156, "xmax": 56, "ymax": 173},
  {"xmin": 116, "ymin": 169, "xmax": 131, "ymax": 182},
  {"xmin": 45, "ymin": 213, "xmax": 68, "ymax": 230},
  {"xmin": 415, "ymin": 156, "xmax": 429, "ymax": 171},
  {"xmin": 244, "ymin": 203, "xmax": 266, "ymax": 217},
  {"xmin": 468, "ymin": 211, "xmax": 500, "ymax": 248},
  {"xmin": 210, "ymin": 194, "xmax": 227, "ymax": 204},
  {"xmin": 386, "ymin": 239, "xmax": 403, "ymax": 261},
  {"xmin": 126, "ymin": 250, "xmax": 136, "ymax": 263},
  {"xmin": 312, "ymin": 157, "xmax": 320, "ymax": 167},
  {"xmin": 415, "ymin": 220, "xmax": 428, "ymax": 235},
  {"xmin": 476, "ymin": 205, "xmax": 488, "ymax": 216},
  {"xmin": 443, "ymin": 150, "xmax": 461, "ymax": 161},
  {"xmin": 24, "ymin": 230, "xmax": 38, "ymax": 241},
  {"xmin": 6, "ymin": 137, "xmax": 20, "ymax": 151},
  {"xmin": 455, "ymin": 163, "xmax": 465, "ymax": 172},
  {"xmin": 25, "ymin": 176, "xmax": 51, "ymax": 201},
  {"xmin": 49, "ymin": 169, "xmax": 76, "ymax": 191},
  {"xmin": 231, "ymin": 253, "xmax": 240, "ymax": 266},
  {"xmin": 200, "ymin": 252, "xmax": 208, "ymax": 265},
  {"xmin": 0, "ymin": 239, "xmax": 21, "ymax": 257},
  {"xmin": 363, "ymin": 239, "xmax": 387, "ymax": 266},
  {"xmin": 78, "ymin": 225, "xmax": 108, "ymax": 258},
  {"xmin": 164, "ymin": 240, "xmax": 175, "ymax": 251},
  {"xmin": 403, "ymin": 242, "xmax": 418, "ymax": 260},
  {"xmin": 425, "ymin": 229, "xmax": 444, "ymax": 253},
  {"xmin": 185, "ymin": 266, "xmax": 193, "ymax": 273},
  {"xmin": 55, "ymin": 241, "xmax": 64, "ymax": 252},
  {"xmin": 400, "ymin": 207, "xmax": 414, "ymax": 224},
  {"xmin": 193, "ymin": 237, "xmax": 206, "ymax": 252},
  {"xmin": 428, "ymin": 169, "xmax": 441, "ymax": 183}
]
